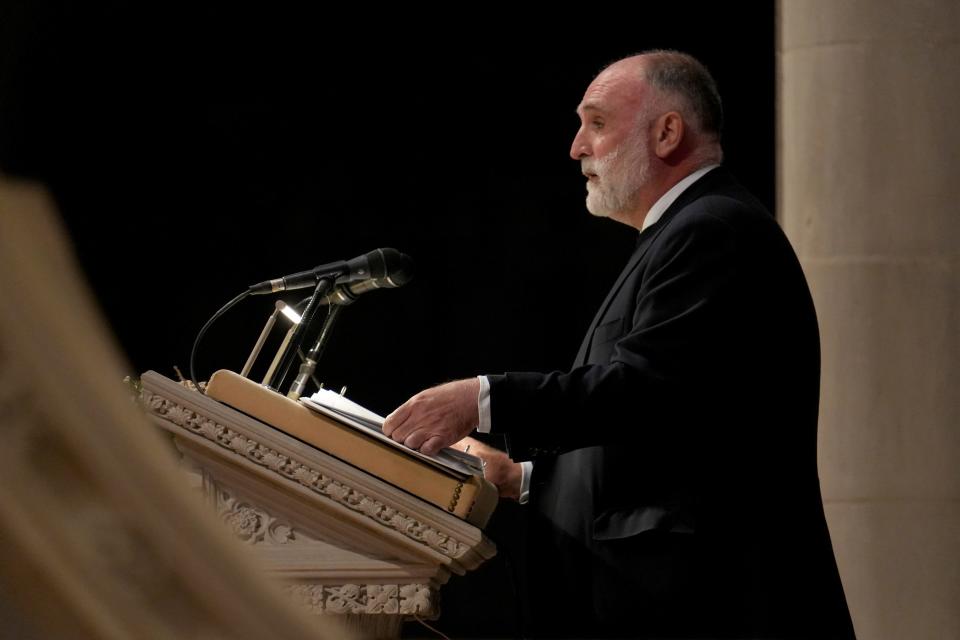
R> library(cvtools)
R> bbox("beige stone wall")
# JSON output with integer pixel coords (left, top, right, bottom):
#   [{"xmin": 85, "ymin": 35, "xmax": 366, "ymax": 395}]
[{"xmin": 778, "ymin": 1, "xmax": 960, "ymax": 638}]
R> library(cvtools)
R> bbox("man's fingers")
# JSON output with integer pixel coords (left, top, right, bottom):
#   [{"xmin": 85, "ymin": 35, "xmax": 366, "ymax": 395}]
[
  {"xmin": 403, "ymin": 429, "xmax": 429, "ymax": 451},
  {"xmin": 383, "ymin": 380, "xmax": 477, "ymax": 452},
  {"xmin": 389, "ymin": 419, "xmax": 417, "ymax": 443},
  {"xmin": 405, "ymin": 428, "xmax": 452, "ymax": 454},
  {"xmin": 420, "ymin": 435, "xmax": 447, "ymax": 457},
  {"xmin": 383, "ymin": 400, "xmax": 412, "ymax": 437}
]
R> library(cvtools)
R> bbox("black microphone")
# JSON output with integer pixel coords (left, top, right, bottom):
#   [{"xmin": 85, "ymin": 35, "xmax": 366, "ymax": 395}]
[
  {"xmin": 249, "ymin": 248, "xmax": 413, "ymax": 296},
  {"xmin": 320, "ymin": 261, "xmax": 415, "ymax": 305}
]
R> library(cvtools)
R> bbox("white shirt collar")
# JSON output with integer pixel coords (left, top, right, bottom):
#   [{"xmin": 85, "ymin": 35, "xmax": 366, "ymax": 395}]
[{"xmin": 641, "ymin": 164, "xmax": 720, "ymax": 231}]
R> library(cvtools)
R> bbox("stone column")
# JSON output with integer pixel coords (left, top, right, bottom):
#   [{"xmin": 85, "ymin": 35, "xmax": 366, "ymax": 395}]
[{"xmin": 778, "ymin": 2, "xmax": 960, "ymax": 638}]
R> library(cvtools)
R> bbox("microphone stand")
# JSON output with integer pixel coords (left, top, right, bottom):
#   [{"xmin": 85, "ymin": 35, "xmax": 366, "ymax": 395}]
[
  {"xmin": 287, "ymin": 302, "xmax": 343, "ymax": 400},
  {"xmin": 241, "ymin": 301, "xmax": 282, "ymax": 378},
  {"xmin": 262, "ymin": 321, "xmax": 297, "ymax": 386},
  {"xmin": 264, "ymin": 276, "xmax": 336, "ymax": 392}
]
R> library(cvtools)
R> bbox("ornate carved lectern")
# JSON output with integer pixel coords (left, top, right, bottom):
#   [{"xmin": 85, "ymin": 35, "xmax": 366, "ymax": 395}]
[{"xmin": 140, "ymin": 371, "xmax": 497, "ymax": 639}]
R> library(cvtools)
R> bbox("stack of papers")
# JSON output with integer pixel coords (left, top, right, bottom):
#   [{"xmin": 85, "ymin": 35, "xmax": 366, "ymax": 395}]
[{"xmin": 300, "ymin": 388, "xmax": 485, "ymax": 478}]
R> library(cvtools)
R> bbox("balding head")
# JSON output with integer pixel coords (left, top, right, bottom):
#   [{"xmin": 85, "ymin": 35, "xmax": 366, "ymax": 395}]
[{"xmin": 620, "ymin": 51, "xmax": 723, "ymax": 143}]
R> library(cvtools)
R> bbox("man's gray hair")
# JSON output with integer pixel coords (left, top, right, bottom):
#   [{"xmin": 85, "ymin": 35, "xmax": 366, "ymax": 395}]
[{"xmin": 635, "ymin": 50, "xmax": 724, "ymax": 141}]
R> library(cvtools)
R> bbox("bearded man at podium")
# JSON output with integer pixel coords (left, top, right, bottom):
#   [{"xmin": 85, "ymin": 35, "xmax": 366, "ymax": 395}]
[{"xmin": 384, "ymin": 51, "xmax": 855, "ymax": 640}]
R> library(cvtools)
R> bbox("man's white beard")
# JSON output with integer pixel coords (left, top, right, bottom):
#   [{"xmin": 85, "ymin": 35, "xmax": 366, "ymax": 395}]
[{"xmin": 583, "ymin": 128, "xmax": 651, "ymax": 219}]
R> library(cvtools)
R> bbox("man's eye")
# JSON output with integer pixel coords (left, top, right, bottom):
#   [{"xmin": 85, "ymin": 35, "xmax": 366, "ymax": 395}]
[{"xmin": 591, "ymin": 119, "xmax": 604, "ymax": 129}]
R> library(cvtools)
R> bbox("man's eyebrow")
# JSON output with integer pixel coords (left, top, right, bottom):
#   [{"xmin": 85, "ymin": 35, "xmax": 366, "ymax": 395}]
[{"xmin": 577, "ymin": 103, "xmax": 605, "ymax": 116}]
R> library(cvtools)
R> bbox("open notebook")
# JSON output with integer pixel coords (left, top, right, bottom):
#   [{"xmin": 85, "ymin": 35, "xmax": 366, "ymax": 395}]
[{"xmin": 300, "ymin": 388, "xmax": 485, "ymax": 478}]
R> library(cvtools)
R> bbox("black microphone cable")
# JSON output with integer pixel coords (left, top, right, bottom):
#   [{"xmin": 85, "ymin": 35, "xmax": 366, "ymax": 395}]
[{"xmin": 189, "ymin": 289, "xmax": 250, "ymax": 394}]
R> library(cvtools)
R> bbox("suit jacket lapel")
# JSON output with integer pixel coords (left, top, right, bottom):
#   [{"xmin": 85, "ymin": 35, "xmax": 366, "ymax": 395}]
[
  {"xmin": 573, "ymin": 232, "xmax": 655, "ymax": 366},
  {"xmin": 572, "ymin": 167, "xmax": 728, "ymax": 367}
]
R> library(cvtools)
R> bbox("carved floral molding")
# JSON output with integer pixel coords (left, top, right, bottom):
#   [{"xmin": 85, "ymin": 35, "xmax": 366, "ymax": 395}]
[
  {"xmin": 283, "ymin": 583, "xmax": 435, "ymax": 617},
  {"xmin": 214, "ymin": 485, "xmax": 296, "ymax": 545},
  {"xmin": 142, "ymin": 392, "xmax": 468, "ymax": 559}
]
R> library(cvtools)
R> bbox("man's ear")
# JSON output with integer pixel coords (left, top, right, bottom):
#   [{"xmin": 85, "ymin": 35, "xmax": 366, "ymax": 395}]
[{"xmin": 653, "ymin": 111, "xmax": 684, "ymax": 159}]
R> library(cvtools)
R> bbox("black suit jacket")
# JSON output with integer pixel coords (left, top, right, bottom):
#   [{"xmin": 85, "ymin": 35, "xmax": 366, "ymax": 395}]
[{"xmin": 487, "ymin": 168, "xmax": 855, "ymax": 639}]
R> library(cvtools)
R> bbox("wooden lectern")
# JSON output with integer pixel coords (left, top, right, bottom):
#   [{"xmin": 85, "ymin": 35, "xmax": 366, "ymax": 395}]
[{"xmin": 140, "ymin": 370, "xmax": 497, "ymax": 639}]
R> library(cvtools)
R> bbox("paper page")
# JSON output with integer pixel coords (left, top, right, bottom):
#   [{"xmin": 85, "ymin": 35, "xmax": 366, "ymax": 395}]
[{"xmin": 300, "ymin": 391, "xmax": 484, "ymax": 478}]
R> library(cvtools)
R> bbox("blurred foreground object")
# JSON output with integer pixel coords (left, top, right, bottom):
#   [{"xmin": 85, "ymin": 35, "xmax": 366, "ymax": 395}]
[{"xmin": 0, "ymin": 175, "xmax": 350, "ymax": 640}]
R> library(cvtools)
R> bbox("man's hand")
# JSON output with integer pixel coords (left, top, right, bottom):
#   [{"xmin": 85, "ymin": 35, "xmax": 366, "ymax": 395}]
[
  {"xmin": 452, "ymin": 437, "xmax": 523, "ymax": 501},
  {"xmin": 383, "ymin": 378, "xmax": 480, "ymax": 456}
]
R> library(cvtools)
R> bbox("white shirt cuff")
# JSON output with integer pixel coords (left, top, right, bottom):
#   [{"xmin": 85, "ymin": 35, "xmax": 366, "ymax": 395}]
[
  {"xmin": 476, "ymin": 375, "xmax": 492, "ymax": 433},
  {"xmin": 519, "ymin": 460, "xmax": 533, "ymax": 504}
]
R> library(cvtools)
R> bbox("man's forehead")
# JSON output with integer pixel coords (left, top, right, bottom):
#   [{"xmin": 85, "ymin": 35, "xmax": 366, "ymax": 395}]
[{"xmin": 576, "ymin": 69, "xmax": 646, "ymax": 116}]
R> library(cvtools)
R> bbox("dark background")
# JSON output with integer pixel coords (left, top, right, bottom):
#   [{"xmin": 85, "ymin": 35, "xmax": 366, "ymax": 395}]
[{"xmin": 0, "ymin": 5, "xmax": 775, "ymax": 638}]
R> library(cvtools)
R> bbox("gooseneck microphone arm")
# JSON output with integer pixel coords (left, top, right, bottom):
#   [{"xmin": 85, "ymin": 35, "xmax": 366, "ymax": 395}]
[
  {"xmin": 263, "ymin": 276, "xmax": 337, "ymax": 391},
  {"xmin": 287, "ymin": 302, "xmax": 344, "ymax": 400}
]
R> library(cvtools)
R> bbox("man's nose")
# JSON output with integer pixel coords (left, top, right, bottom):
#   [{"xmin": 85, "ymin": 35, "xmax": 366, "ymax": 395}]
[{"xmin": 569, "ymin": 128, "xmax": 590, "ymax": 160}]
